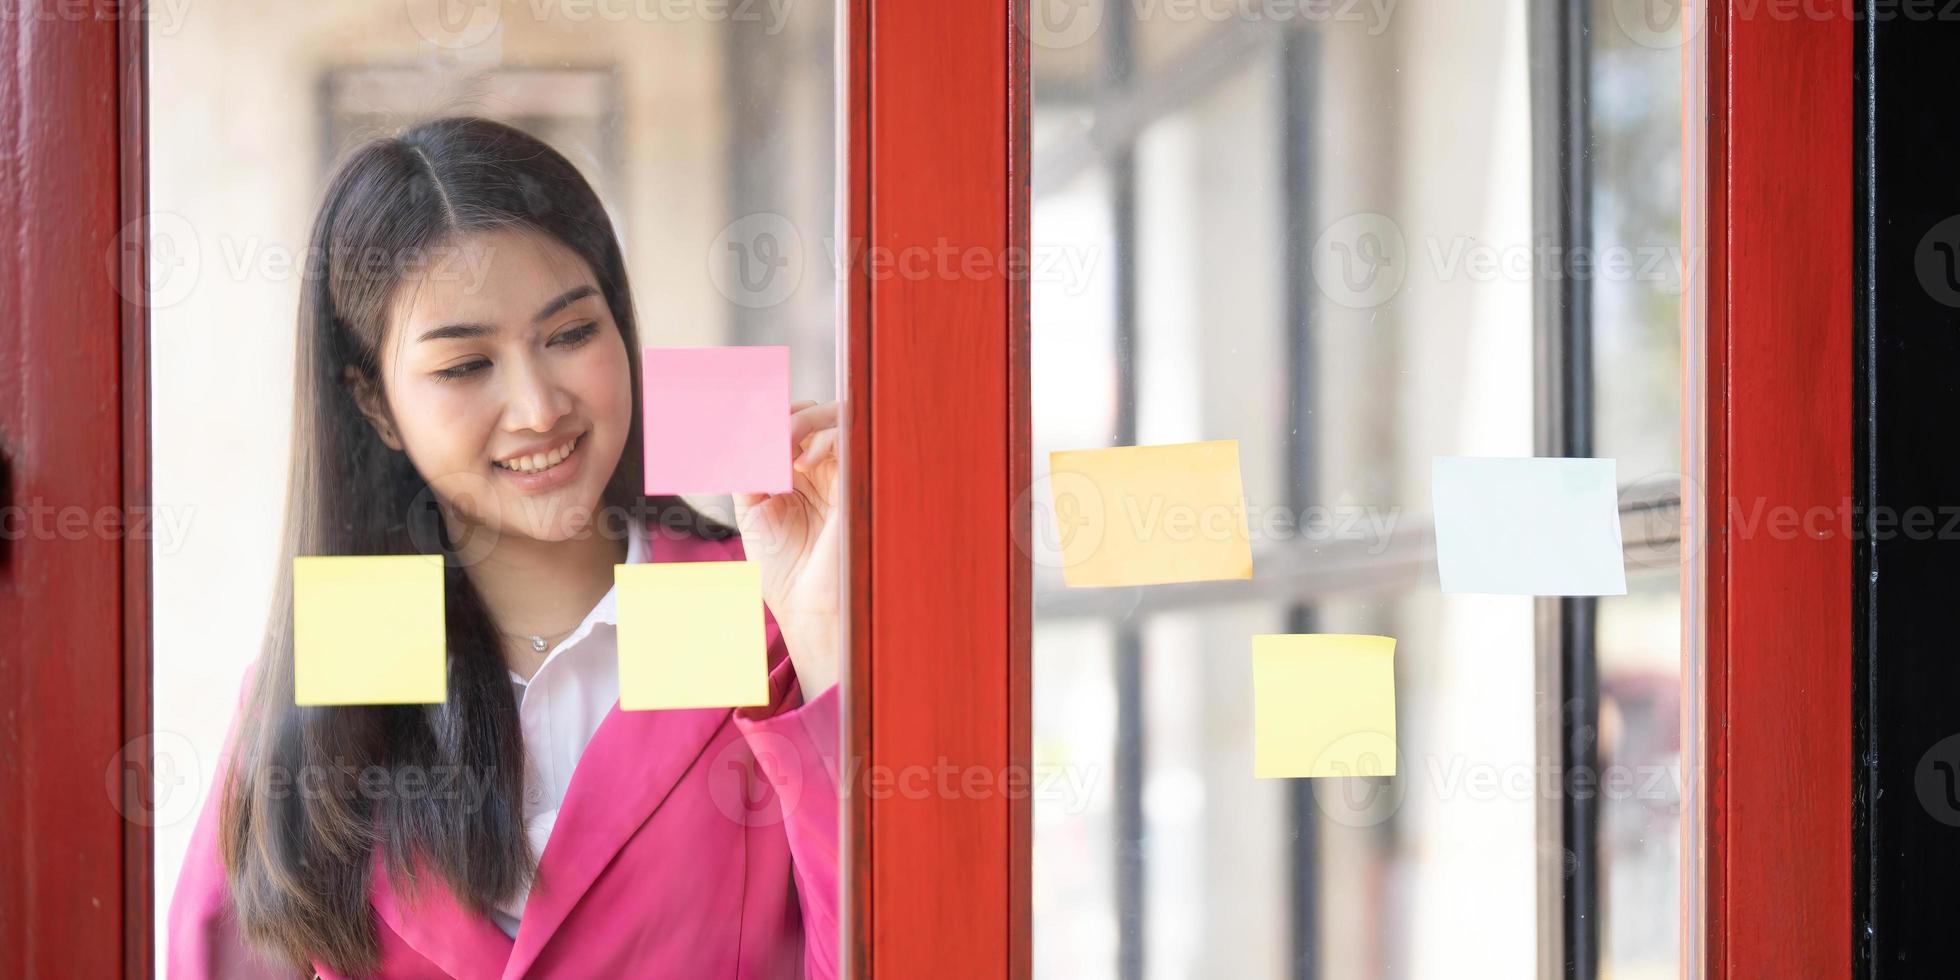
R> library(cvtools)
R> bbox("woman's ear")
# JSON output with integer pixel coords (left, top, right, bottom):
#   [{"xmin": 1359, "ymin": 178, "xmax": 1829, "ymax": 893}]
[{"xmin": 342, "ymin": 364, "xmax": 404, "ymax": 451}]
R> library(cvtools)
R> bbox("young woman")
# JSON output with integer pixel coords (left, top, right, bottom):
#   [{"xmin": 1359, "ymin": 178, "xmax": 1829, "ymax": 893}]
[{"xmin": 168, "ymin": 117, "xmax": 841, "ymax": 979}]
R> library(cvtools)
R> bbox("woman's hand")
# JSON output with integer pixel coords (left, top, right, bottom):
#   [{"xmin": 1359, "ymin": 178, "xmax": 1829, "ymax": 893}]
[{"xmin": 731, "ymin": 400, "xmax": 841, "ymax": 700}]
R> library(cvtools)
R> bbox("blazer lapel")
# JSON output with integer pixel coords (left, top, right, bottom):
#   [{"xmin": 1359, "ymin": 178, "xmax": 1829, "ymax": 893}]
[
  {"xmin": 370, "ymin": 849, "xmax": 516, "ymax": 978},
  {"xmin": 499, "ymin": 527, "xmax": 745, "ymax": 978},
  {"xmin": 499, "ymin": 701, "xmax": 732, "ymax": 977}
]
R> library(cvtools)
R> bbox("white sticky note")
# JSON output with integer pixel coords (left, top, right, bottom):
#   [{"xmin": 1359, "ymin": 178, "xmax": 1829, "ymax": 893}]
[{"xmin": 1431, "ymin": 456, "xmax": 1627, "ymax": 596}]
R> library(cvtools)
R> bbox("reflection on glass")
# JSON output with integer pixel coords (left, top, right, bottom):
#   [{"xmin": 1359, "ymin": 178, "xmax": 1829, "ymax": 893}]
[
  {"xmin": 1031, "ymin": 0, "xmax": 1689, "ymax": 976},
  {"xmin": 151, "ymin": 3, "xmax": 838, "ymax": 975}
]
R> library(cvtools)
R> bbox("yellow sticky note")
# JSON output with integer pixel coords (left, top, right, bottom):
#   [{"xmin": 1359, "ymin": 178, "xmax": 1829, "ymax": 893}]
[
  {"xmin": 293, "ymin": 555, "xmax": 446, "ymax": 706},
  {"xmin": 1252, "ymin": 634, "xmax": 1397, "ymax": 779},
  {"xmin": 616, "ymin": 560, "xmax": 770, "ymax": 711},
  {"xmin": 1047, "ymin": 440, "xmax": 1254, "ymax": 588}
]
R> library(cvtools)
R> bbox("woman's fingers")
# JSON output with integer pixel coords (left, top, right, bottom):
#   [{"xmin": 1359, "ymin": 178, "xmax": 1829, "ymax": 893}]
[
  {"xmin": 794, "ymin": 428, "xmax": 839, "ymax": 471},
  {"xmin": 788, "ymin": 400, "xmax": 841, "ymax": 449}
]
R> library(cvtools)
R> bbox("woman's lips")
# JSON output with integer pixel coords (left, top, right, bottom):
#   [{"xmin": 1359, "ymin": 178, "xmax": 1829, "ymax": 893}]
[{"xmin": 492, "ymin": 434, "xmax": 584, "ymax": 493}]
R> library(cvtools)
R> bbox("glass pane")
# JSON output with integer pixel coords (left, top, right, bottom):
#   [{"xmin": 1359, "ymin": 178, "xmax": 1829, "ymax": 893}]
[
  {"xmin": 1030, "ymin": 0, "xmax": 1697, "ymax": 975},
  {"xmin": 149, "ymin": 4, "xmax": 843, "ymax": 974}
]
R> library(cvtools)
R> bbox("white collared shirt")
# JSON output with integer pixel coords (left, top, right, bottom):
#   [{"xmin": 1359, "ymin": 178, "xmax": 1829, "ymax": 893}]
[{"xmin": 489, "ymin": 525, "xmax": 648, "ymax": 938}]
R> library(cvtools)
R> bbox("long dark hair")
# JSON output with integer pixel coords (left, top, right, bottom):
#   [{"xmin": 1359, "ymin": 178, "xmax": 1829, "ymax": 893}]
[{"xmin": 218, "ymin": 116, "xmax": 727, "ymax": 975}]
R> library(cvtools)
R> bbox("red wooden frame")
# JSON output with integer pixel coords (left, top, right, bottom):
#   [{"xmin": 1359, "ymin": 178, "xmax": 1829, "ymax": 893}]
[
  {"xmin": 0, "ymin": 7, "xmax": 133, "ymax": 979},
  {"xmin": 847, "ymin": 0, "xmax": 1029, "ymax": 975},
  {"xmin": 1699, "ymin": 0, "xmax": 1852, "ymax": 974}
]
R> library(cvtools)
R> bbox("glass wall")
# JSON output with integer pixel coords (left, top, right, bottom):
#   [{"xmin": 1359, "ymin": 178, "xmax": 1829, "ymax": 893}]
[
  {"xmin": 148, "ymin": 0, "xmax": 836, "ymax": 960},
  {"xmin": 1029, "ymin": 0, "xmax": 1691, "ymax": 976}
]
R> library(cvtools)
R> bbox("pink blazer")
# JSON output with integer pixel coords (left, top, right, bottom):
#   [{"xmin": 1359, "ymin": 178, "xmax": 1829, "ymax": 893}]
[{"xmin": 168, "ymin": 531, "xmax": 841, "ymax": 979}]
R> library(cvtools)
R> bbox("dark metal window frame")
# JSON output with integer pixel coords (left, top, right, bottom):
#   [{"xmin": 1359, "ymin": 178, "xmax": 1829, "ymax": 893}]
[
  {"xmin": 1854, "ymin": 6, "xmax": 1960, "ymax": 974},
  {"xmin": 1032, "ymin": 5, "xmax": 1678, "ymax": 978}
]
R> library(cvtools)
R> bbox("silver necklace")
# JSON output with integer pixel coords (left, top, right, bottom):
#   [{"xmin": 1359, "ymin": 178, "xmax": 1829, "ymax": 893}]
[{"xmin": 497, "ymin": 623, "xmax": 579, "ymax": 654}]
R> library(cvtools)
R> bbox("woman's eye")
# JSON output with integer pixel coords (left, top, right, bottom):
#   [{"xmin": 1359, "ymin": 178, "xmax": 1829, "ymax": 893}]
[
  {"xmin": 433, "ymin": 359, "xmax": 490, "ymax": 381},
  {"xmin": 550, "ymin": 322, "xmax": 599, "ymax": 348}
]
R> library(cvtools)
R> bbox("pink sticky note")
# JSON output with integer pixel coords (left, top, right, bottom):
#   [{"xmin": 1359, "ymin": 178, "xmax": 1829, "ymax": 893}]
[{"xmin": 643, "ymin": 346, "xmax": 792, "ymax": 494}]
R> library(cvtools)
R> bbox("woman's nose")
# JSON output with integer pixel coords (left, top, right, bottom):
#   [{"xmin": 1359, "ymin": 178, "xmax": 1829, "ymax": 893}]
[{"xmin": 501, "ymin": 355, "xmax": 571, "ymax": 434}]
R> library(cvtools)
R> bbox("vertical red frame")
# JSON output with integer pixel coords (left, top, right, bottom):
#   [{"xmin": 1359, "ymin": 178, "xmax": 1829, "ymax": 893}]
[
  {"xmin": 845, "ymin": 0, "xmax": 1030, "ymax": 976},
  {"xmin": 0, "ymin": 5, "xmax": 142, "ymax": 979},
  {"xmin": 1698, "ymin": 0, "xmax": 1852, "ymax": 975}
]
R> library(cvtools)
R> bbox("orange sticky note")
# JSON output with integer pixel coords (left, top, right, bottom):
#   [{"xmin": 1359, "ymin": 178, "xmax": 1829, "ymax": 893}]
[
  {"xmin": 1252, "ymin": 634, "xmax": 1397, "ymax": 779},
  {"xmin": 1047, "ymin": 440, "xmax": 1254, "ymax": 588},
  {"xmin": 293, "ymin": 555, "xmax": 447, "ymax": 706},
  {"xmin": 615, "ymin": 560, "xmax": 770, "ymax": 711}
]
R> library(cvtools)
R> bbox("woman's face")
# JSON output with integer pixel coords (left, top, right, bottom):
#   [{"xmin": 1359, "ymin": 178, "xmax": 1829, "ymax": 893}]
[{"xmin": 368, "ymin": 227, "xmax": 633, "ymax": 545}]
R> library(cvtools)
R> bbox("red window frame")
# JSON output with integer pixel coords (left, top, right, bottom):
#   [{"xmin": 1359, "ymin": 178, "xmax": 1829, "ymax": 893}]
[
  {"xmin": 1697, "ymin": 1, "xmax": 1853, "ymax": 974},
  {"xmin": 0, "ymin": 1, "xmax": 1846, "ymax": 976}
]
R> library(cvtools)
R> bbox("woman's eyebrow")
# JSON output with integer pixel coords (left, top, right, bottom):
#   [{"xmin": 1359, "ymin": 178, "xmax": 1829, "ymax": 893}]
[
  {"xmin": 414, "ymin": 285, "xmax": 596, "ymax": 343},
  {"xmin": 533, "ymin": 284, "xmax": 599, "ymax": 323},
  {"xmin": 418, "ymin": 322, "xmax": 495, "ymax": 343}
]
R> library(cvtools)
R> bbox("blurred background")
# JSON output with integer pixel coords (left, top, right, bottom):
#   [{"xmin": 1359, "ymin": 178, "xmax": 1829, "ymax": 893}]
[
  {"xmin": 1027, "ymin": 0, "xmax": 1688, "ymax": 977},
  {"xmin": 148, "ymin": 0, "xmax": 836, "ymax": 961}
]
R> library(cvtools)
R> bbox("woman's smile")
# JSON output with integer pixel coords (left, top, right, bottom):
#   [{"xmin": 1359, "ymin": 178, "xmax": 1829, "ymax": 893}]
[{"xmin": 492, "ymin": 432, "xmax": 585, "ymax": 492}]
